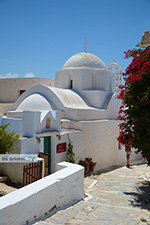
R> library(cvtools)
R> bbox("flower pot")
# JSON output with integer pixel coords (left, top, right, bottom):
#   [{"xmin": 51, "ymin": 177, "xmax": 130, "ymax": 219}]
[
  {"xmin": 84, "ymin": 169, "xmax": 88, "ymax": 176},
  {"xmin": 89, "ymin": 165, "xmax": 95, "ymax": 172},
  {"xmin": 86, "ymin": 164, "xmax": 89, "ymax": 171}
]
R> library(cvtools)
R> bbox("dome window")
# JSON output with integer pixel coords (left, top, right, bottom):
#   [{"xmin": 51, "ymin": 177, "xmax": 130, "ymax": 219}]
[{"xmin": 70, "ymin": 80, "xmax": 73, "ymax": 89}]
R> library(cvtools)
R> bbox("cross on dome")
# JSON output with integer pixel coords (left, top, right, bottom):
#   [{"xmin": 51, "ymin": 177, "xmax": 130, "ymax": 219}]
[{"xmin": 84, "ymin": 38, "xmax": 87, "ymax": 53}]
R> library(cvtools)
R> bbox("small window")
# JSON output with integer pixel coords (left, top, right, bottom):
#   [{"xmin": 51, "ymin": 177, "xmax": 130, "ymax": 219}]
[
  {"xmin": 70, "ymin": 80, "xmax": 73, "ymax": 89},
  {"xmin": 46, "ymin": 117, "xmax": 51, "ymax": 129},
  {"xmin": 20, "ymin": 90, "xmax": 26, "ymax": 95}
]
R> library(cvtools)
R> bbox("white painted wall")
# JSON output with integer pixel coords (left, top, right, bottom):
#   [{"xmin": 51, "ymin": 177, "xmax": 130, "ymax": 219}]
[
  {"xmin": 61, "ymin": 119, "xmax": 143, "ymax": 169},
  {"xmin": 55, "ymin": 69, "xmax": 69, "ymax": 89},
  {"xmin": 110, "ymin": 72, "xmax": 116, "ymax": 93},
  {"xmin": 1, "ymin": 116, "xmax": 23, "ymax": 135},
  {"xmin": 106, "ymin": 93, "xmax": 122, "ymax": 119},
  {"xmin": 0, "ymin": 162, "xmax": 84, "ymax": 225},
  {"xmin": 20, "ymin": 137, "xmax": 40, "ymax": 154},
  {"xmin": 51, "ymin": 130, "xmax": 82, "ymax": 173},
  {"xmin": 55, "ymin": 68, "xmax": 114, "ymax": 93},
  {"xmin": 0, "ymin": 77, "xmax": 54, "ymax": 103},
  {"xmin": 78, "ymin": 90, "xmax": 109, "ymax": 108},
  {"xmin": 0, "ymin": 114, "xmax": 44, "ymax": 155},
  {"xmin": 0, "ymin": 110, "xmax": 62, "ymax": 159},
  {"xmin": 23, "ymin": 110, "xmax": 61, "ymax": 138}
]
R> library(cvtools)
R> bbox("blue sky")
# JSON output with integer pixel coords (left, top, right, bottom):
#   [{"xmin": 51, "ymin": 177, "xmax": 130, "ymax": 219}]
[{"xmin": 0, "ymin": 0, "xmax": 150, "ymax": 80}]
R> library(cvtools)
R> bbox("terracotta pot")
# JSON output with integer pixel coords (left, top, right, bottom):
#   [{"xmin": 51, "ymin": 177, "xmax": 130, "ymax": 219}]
[
  {"xmin": 89, "ymin": 165, "xmax": 95, "ymax": 172},
  {"xmin": 84, "ymin": 169, "xmax": 88, "ymax": 176},
  {"xmin": 86, "ymin": 164, "xmax": 89, "ymax": 171}
]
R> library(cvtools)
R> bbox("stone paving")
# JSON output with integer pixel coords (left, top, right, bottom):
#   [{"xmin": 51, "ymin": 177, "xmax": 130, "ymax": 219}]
[
  {"xmin": 34, "ymin": 164, "xmax": 150, "ymax": 225},
  {"xmin": 0, "ymin": 176, "xmax": 17, "ymax": 196}
]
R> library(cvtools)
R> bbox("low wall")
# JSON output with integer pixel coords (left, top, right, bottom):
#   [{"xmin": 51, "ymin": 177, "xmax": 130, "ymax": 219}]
[{"xmin": 0, "ymin": 162, "xmax": 84, "ymax": 225}]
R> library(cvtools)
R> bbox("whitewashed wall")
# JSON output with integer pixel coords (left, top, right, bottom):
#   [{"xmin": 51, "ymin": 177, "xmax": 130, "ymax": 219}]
[
  {"xmin": 51, "ymin": 130, "xmax": 82, "ymax": 173},
  {"xmin": 77, "ymin": 90, "xmax": 109, "ymax": 108},
  {"xmin": 55, "ymin": 68, "xmax": 113, "ymax": 93},
  {"xmin": 62, "ymin": 119, "xmax": 143, "ymax": 168},
  {"xmin": 0, "ymin": 110, "xmax": 61, "ymax": 137},
  {"xmin": 0, "ymin": 162, "xmax": 84, "ymax": 225},
  {"xmin": 1, "ymin": 116, "xmax": 23, "ymax": 135},
  {"xmin": 23, "ymin": 110, "xmax": 61, "ymax": 138}
]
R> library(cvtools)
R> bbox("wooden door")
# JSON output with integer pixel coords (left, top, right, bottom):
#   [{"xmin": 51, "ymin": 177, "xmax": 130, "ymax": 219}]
[
  {"xmin": 44, "ymin": 136, "xmax": 51, "ymax": 174},
  {"xmin": 38, "ymin": 152, "xmax": 50, "ymax": 176}
]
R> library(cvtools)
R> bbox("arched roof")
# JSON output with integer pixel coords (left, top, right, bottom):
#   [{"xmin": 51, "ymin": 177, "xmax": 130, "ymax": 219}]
[
  {"xmin": 4, "ymin": 84, "xmax": 120, "ymax": 120},
  {"xmin": 6, "ymin": 85, "xmax": 90, "ymax": 113},
  {"xmin": 63, "ymin": 52, "xmax": 107, "ymax": 70},
  {"xmin": 17, "ymin": 93, "xmax": 52, "ymax": 111}
]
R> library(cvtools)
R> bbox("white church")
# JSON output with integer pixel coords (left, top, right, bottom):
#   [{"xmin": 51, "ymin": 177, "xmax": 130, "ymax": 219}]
[{"xmin": 0, "ymin": 48, "xmax": 142, "ymax": 179}]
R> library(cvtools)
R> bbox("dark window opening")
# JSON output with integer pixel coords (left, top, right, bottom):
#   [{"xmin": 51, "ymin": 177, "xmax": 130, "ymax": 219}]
[
  {"xmin": 20, "ymin": 90, "xmax": 26, "ymax": 95},
  {"xmin": 70, "ymin": 80, "xmax": 73, "ymax": 89}
]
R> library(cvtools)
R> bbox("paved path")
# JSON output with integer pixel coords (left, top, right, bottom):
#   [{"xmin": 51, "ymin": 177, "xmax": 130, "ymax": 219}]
[
  {"xmin": 0, "ymin": 176, "xmax": 17, "ymax": 196},
  {"xmin": 34, "ymin": 164, "xmax": 150, "ymax": 225}
]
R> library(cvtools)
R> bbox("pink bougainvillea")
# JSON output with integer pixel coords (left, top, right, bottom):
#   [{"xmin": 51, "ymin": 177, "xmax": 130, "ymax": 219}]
[{"xmin": 117, "ymin": 46, "xmax": 150, "ymax": 164}]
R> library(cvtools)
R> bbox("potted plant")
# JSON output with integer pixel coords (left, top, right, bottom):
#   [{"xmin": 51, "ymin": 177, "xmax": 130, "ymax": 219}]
[
  {"xmin": 85, "ymin": 157, "xmax": 92, "ymax": 171},
  {"xmin": 66, "ymin": 143, "xmax": 76, "ymax": 163},
  {"xmin": 79, "ymin": 160, "xmax": 89, "ymax": 175},
  {"xmin": 89, "ymin": 159, "xmax": 97, "ymax": 172}
]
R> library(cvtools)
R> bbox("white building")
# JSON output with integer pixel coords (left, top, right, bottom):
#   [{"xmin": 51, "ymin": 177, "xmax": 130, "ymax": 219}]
[
  {"xmin": 0, "ymin": 77, "xmax": 54, "ymax": 103},
  {"xmin": 0, "ymin": 52, "xmax": 142, "ymax": 180}
]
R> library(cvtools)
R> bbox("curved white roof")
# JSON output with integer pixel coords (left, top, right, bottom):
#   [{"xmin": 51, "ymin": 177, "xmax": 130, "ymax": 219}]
[
  {"xmin": 63, "ymin": 52, "xmax": 107, "ymax": 70},
  {"xmin": 5, "ymin": 84, "xmax": 120, "ymax": 120},
  {"xmin": 17, "ymin": 93, "xmax": 52, "ymax": 111}
]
